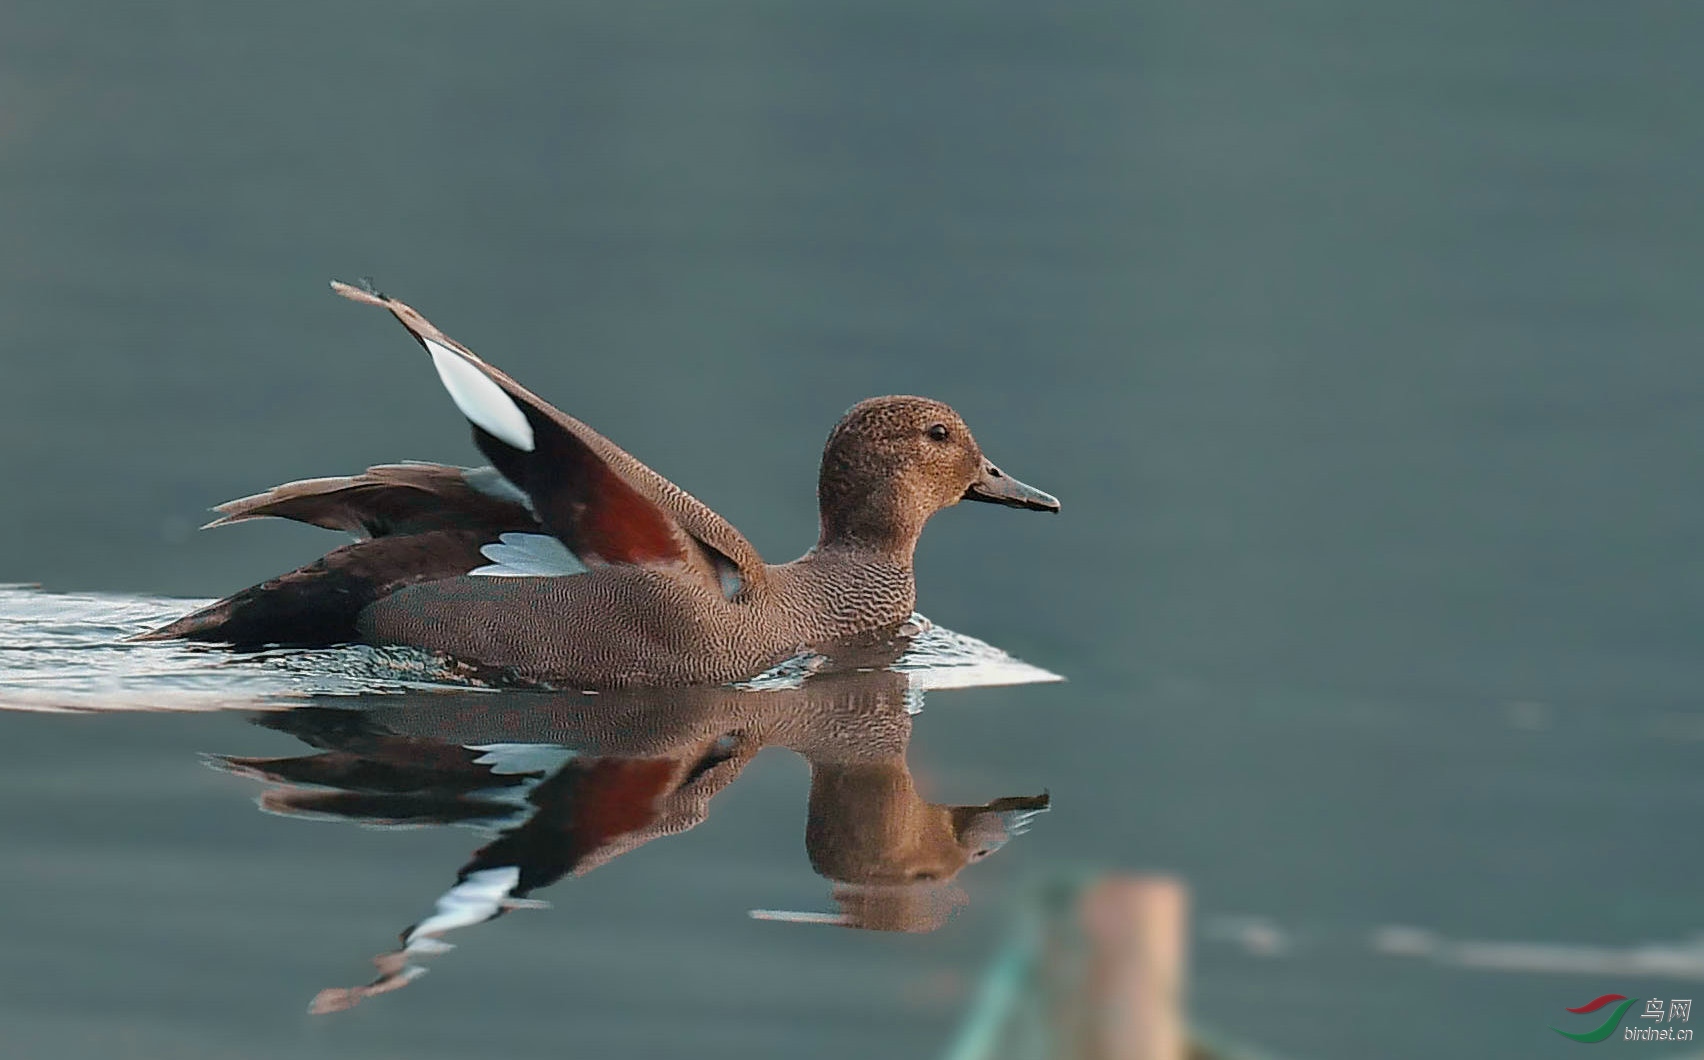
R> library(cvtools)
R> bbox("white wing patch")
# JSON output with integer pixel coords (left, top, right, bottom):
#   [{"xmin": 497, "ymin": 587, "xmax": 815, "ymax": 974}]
[
  {"xmin": 470, "ymin": 532, "xmax": 588, "ymax": 578},
  {"xmin": 466, "ymin": 743, "xmax": 578, "ymax": 776},
  {"xmin": 404, "ymin": 866, "xmax": 521, "ymax": 944},
  {"xmin": 425, "ymin": 338, "xmax": 536, "ymax": 452}
]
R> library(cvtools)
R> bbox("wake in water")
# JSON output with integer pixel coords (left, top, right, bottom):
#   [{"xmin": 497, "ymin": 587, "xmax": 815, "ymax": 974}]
[{"xmin": 0, "ymin": 585, "xmax": 1060, "ymax": 713}]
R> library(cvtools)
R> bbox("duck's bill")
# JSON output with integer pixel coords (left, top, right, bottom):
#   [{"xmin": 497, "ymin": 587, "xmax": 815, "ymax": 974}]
[{"xmin": 964, "ymin": 465, "xmax": 1061, "ymax": 512}]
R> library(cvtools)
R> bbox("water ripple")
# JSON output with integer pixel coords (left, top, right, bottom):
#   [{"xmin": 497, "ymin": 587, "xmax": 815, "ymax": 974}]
[{"xmin": 0, "ymin": 586, "xmax": 1060, "ymax": 712}]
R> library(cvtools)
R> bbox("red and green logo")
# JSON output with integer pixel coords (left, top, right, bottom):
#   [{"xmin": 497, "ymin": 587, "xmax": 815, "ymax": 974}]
[{"xmin": 1552, "ymin": 994, "xmax": 1636, "ymax": 1043}]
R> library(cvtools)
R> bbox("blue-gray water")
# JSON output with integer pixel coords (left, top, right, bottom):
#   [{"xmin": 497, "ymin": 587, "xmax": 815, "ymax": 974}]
[{"xmin": 3, "ymin": 1, "xmax": 1703, "ymax": 1057}]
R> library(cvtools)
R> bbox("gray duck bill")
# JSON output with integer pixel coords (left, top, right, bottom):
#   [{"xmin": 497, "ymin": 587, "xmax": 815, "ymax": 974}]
[{"xmin": 963, "ymin": 465, "xmax": 1060, "ymax": 512}]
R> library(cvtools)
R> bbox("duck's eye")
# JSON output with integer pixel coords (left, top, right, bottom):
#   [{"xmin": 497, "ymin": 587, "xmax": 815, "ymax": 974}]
[{"xmin": 926, "ymin": 423, "xmax": 950, "ymax": 442}]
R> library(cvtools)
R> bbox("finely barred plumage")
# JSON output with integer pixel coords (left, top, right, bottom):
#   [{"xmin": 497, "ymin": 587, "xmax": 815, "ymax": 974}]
[{"xmin": 136, "ymin": 284, "xmax": 1059, "ymax": 687}]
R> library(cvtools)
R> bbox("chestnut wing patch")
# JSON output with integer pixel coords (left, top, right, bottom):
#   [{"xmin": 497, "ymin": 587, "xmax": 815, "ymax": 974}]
[
  {"xmin": 475, "ymin": 406, "xmax": 691, "ymax": 569},
  {"xmin": 458, "ymin": 757, "xmax": 679, "ymax": 895}
]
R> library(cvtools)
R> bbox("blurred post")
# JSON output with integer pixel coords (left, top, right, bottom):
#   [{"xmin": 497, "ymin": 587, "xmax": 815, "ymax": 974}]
[
  {"xmin": 1078, "ymin": 876, "xmax": 1189, "ymax": 1060},
  {"xmin": 944, "ymin": 873, "xmax": 1200, "ymax": 1060}
]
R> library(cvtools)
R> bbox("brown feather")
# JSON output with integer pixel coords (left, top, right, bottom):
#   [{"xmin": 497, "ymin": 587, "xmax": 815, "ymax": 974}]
[{"xmin": 203, "ymin": 463, "xmax": 536, "ymax": 539}]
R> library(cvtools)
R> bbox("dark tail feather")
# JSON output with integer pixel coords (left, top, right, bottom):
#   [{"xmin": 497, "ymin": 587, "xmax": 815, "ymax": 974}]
[{"xmin": 131, "ymin": 530, "xmax": 493, "ymax": 647}]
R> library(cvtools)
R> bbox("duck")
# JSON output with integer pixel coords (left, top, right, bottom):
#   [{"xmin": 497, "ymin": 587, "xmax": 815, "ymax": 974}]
[{"xmin": 136, "ymin": 282, "xmax": 1060, "ymax": 687}]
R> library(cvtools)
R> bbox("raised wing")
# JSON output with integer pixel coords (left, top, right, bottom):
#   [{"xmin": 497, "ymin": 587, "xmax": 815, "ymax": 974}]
[{"xmin": 331, "ymin": 281, "xmax": 765, "ymax": 597}]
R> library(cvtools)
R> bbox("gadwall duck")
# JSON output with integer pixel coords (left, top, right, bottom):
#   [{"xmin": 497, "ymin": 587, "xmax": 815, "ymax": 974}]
[{"xmin": 138, "ymin": 283, "xmax": 1059, "ymax": 686}]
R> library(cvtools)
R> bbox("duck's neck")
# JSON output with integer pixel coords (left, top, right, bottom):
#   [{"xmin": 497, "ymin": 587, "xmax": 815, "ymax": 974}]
[
  {"xmin": 816, "ymin": 493, "xmax": 925, "ymax": 566},
  {"xmin": 783, "ymin": 538, "xmax": 918, "ymax": 640}
]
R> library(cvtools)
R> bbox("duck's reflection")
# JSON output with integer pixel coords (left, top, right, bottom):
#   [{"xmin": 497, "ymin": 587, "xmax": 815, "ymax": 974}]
[{"xmin": 211, "ymin": 658, "xmax": 1047, "ymax": 1012}]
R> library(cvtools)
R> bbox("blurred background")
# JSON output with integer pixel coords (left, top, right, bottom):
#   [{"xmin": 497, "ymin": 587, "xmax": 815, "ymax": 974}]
[{"xmin": 2, "ymin": 1, "xmax": 1702, "ymax": 1057}]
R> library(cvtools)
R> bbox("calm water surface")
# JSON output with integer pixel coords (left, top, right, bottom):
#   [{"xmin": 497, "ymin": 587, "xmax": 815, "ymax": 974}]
[{"xmin": 4, "ymin": 1, "xmax": 1703, "ymax": 1058}]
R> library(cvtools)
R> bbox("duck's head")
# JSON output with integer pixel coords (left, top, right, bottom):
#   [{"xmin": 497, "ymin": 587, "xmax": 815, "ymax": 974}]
[{"xmin": 817, "ymin": 396, "xmax": 1059, "ymax": 553}]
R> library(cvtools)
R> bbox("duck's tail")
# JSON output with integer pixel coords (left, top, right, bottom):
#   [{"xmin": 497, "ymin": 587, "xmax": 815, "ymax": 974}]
[
  {"xmin": 129, "ymin": 529, "xmax": 499, "ymax": 647},
  {"xmin": 132, "ymin": 463, "xmax": 540, "ymax": 648}
]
